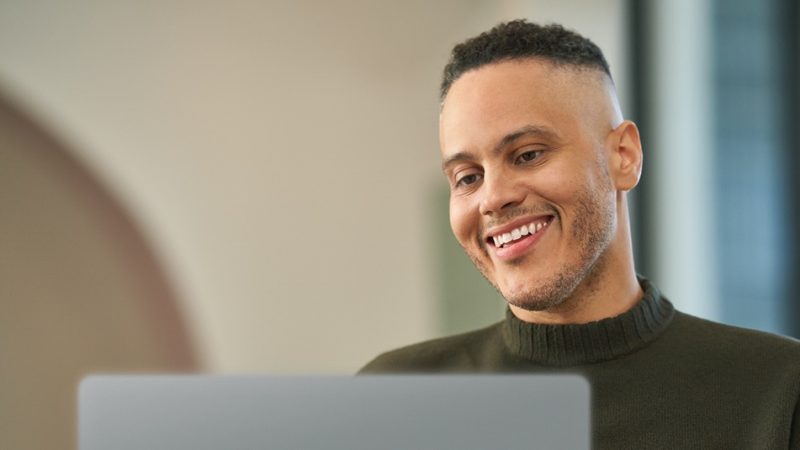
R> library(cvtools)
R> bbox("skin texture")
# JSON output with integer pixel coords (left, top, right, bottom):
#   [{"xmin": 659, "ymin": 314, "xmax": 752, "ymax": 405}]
[{"xmin": 440, "ymin": 58, "xmax": 645, "ymax": 324}]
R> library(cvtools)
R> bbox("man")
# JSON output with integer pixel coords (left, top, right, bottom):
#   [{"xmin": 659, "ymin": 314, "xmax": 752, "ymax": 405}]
[{"xmin": 360, "ymin": 20, "xmax": 800, "ymax": 448}]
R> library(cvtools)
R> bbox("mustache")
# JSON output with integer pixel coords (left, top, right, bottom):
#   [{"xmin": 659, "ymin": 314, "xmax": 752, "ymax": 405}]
[{"xmin": 483, "ymin": 206, "xmax": 556, "ymax": 229}]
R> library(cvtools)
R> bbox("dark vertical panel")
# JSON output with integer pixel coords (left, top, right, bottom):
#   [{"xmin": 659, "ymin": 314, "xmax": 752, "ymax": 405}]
[
  {"xmin": 627, "ymin": 0, "xmax": 655, "ymax": 278},
  {"xmin": 780, "ymin": 0, "xmax": 800, "ymax": 338}
]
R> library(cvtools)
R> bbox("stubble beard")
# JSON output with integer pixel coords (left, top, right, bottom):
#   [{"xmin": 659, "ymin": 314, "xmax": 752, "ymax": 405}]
[{"xmin": 465, "ymin": 185, "xmax": 616, "ymax": 313}]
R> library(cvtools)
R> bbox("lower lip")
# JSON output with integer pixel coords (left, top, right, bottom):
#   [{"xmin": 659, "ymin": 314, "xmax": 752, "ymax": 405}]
[{"xmin": 492, "ymin": 220, "xmax": 552, "ymax": 261}]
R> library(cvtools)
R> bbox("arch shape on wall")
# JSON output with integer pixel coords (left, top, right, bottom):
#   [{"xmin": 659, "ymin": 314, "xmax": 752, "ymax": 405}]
[{"xmin": 0, "ymin": 91, "xmax": 199, "ymax": 450}]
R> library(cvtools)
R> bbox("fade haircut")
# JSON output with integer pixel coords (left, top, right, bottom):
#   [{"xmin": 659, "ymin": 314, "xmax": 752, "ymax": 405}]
[{"xmin": 440, "ymin": 20, "xmax": 611, "ymax": 101}]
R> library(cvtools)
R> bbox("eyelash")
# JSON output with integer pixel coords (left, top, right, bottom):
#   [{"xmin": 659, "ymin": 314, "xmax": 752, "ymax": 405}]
[
  {"xmin": 455, "ymin": 173, "xmax": 482, "ymax": 188},
  {"xmin": 515, "ymin": 149, "xmax": 542, "ymax": 164}
]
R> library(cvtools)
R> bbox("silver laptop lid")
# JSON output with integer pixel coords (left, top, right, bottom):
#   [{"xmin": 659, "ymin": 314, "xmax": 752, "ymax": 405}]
[{"xmin": 79, "ymin": 374, "xmax": 590, "ymax": 450}]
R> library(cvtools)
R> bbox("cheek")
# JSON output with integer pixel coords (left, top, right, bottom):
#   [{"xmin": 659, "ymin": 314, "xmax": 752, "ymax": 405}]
[
  {"xmin": 449, "ymin": 197, "xmax": 476, "ymax": 246},
  {"xmin": 528, "ymin": 165, "xmax": 580, "ymax": 206},
  {"xmin": 537, "ymin": 157, "xmax": 602, "ymax": 204}
]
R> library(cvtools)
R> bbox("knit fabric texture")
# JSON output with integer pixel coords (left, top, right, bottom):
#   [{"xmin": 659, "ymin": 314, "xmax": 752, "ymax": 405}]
[{"xmin": 360, "ymin": 279, "xmax": 800, "ymax": 449}]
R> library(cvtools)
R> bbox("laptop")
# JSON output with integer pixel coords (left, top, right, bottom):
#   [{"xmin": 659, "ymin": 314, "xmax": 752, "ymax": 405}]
[{"xmin": 79, "ymin": 374, "xmax": 590, "ymax": 450}]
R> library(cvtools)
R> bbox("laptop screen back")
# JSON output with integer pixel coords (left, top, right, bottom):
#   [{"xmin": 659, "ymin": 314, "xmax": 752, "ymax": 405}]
[{"xmin": 79, "ymin": 374, "xmax": 590, "ymax": 450}]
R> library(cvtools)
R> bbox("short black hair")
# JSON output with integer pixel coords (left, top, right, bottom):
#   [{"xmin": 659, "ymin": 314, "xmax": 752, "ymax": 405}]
[{"xmin": 440, "ymin": 20, "xmax": 611, "ymax": 100}]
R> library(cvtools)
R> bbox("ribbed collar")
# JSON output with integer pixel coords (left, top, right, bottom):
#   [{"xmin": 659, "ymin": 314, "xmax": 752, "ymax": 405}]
[{"xmin": 501, "ymin": 277, "xmax": 674, "ymax": 366}]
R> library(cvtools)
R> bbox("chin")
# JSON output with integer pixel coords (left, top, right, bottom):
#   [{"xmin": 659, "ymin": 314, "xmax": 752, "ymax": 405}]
[
  {"xmin": 498, "ymin": 266, "xmax": 586, "ymax": 312},
  {"xmin": 502, "ymin": 285, "xmax": 566, "ymax": 312}
]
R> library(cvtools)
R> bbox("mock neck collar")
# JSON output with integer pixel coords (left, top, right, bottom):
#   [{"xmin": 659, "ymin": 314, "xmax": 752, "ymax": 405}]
[{"xmin": 501, "ymin": 277, "xmax": 674, "ymax": 366}]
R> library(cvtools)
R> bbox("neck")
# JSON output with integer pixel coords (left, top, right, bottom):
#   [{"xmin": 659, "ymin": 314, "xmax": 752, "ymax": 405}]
[{"xmin": 502, "ymin": 276, "xmax": 674, "ymax": 365}]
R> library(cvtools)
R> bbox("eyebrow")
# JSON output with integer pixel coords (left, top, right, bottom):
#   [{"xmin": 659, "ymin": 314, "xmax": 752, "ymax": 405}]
[{"xmin": 441, "ymin": 124, "xmax": 560, "ymax": 172}]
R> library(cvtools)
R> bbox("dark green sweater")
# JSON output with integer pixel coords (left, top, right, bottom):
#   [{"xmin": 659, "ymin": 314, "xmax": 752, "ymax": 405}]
[{"xmin": 360, "ymin": 280, "xmax": 800, "ymax": 449}]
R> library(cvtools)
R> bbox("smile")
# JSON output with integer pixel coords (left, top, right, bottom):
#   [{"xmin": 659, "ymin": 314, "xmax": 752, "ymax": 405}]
[
  {"xmin": 488, "ymin": 216, "xmax": 553, "ymax": 248},
  {"xmin": 485, "ymin": 215, "xmax": 554, "ymax": 261}
]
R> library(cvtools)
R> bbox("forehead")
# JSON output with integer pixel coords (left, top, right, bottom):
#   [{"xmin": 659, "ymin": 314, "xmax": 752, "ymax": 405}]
[{"xmin": 439, "ymin": 59, "xmax": 605, "ymax": 155}]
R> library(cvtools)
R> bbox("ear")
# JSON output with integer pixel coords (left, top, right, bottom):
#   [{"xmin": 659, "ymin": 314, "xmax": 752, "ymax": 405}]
[{"xmin": 606, "ymin": 120, "xmax": 643, "ymax": 191}]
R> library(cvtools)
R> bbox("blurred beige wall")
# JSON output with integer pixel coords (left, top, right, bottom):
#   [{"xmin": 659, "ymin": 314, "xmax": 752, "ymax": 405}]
[
  {"xmin": 0, "ymin": 0, "xmax": 627, "ymax": 376},
  {"xmin": 0, "ymin": 97, "xmax": 198, "ymax": 450}
]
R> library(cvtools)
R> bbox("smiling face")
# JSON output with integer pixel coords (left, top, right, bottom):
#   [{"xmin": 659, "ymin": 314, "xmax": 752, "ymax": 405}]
[{"xmin": 440, "ymin": 59, "xmax": 633, "ymax": 317}]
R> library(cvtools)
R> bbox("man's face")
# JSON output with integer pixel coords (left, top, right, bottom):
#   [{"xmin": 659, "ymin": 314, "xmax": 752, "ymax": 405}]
[{"xmin": 439, "ymin": 59, "xmax": 619, "ymax": 312}]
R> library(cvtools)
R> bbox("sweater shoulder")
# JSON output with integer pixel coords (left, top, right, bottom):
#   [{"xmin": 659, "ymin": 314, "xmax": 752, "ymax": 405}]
[
  {"xmin": 358, "ymin": 321, "xmax": 504, "ymax": 374},
  {"xmin": 671, "ymin": 311, "xmax": 800, "ymax": 365}
]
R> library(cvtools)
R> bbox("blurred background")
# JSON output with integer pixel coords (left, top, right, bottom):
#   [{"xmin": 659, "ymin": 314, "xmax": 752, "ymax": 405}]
[{"xmin": 1, "ymin": 0, "xmax": 798, "ymax": 448}]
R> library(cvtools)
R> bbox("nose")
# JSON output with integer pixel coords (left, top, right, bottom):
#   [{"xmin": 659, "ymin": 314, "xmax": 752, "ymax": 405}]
[{"xmin": 478, "ymin": 171, "xmax": 526, "ymax": 216}]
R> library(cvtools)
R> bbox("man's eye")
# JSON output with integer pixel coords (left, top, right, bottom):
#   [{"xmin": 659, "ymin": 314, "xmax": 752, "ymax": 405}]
[
  {"xmin": 455, "ymin": 173, "xmax": 482, "ymax": 187},
  {"xmin": 516, "ymin": 150, "xmax": 542, "ymax": 164}
]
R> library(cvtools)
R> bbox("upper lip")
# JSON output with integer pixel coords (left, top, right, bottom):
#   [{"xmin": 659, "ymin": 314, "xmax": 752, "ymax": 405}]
[{"xmin": 484, "ymin": 214, "xmax": 553, "ymax": 243}]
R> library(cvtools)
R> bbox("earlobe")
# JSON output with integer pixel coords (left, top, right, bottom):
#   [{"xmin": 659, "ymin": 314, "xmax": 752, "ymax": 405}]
[{"xmin": 608, "ymin": 120, "xmax": 643, "ymax": 191}]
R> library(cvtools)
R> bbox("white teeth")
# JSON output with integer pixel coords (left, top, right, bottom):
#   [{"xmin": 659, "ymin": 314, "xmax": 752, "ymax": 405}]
[{"xmin": 493, "ymin": 219, "xmax": 550, "ymax": 247}]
